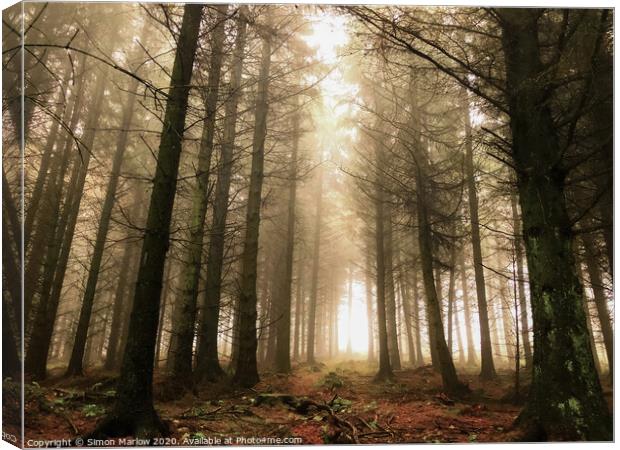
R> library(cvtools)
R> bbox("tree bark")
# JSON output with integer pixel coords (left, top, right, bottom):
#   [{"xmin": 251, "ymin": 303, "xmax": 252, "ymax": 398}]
[
  {"xmin": 25, "ymin": 72, "xmax": 103, "ymax": 380},
  {"xmin": 293, "ymin": 259, "xmax": 303, "ymax": 361},
  {"xmin": 169, "ymin": 4, "xmax": 227, "ymax": 381},
  {"xmin": 409, "ymin": 87, "xmax": 463, "ymax": 393},
  {"xmin": 90, "ymin": 5, "xmax": 203, "ymax": 438},
  {"xmin": 446, "ymin": 236, "xmax": 457, "ymax": 358},
  {"xmin": 306, "ymin": 165, "xmax": 324, "ymax": 365},
  {"xmin": 24, "ymin": 96, "xmax": 65, "ymax": 248},
  {"xmin": 500, "ymin": 9, "xmax": 611, "ymax": 440},
  {"xmin": 463, "ymin": 90, "xmax": 496, "ymax": 380},
  {"xmin": 194, "ymin": 9, "xmax": 248, "ymax": 382},
  {"xmin": 411, "ymin": 269, "xmax": 423, "ymax": 366},
  {"xmin": 396, "ymin": 248, "xmax": 415, "ymax": 367},
  {"xmin": 459, "ymin": 252, "xmax": 477, "ymax": 367},
  {"xmin": 511, "ymin": 192, "xmax": 532, "ymax": 368},
  {"xmin": 23, "ymin": 59, "xmax": 86, "ymax": 322},
  {"xmin": 373, "ymin": 170, "xmax": 393, "ymax": 381},
  {"xmin": 2, "ymin": 185, "xmax": 21, "ymax": 378},
  {"xmin": 274, "ymin": 102, "xmax": 301, "ymax": 373},
  {"xmin": 231, "ymin": 22, "xmax": 272, "ymax": 388},
  {"xmin": 383, "ymin": 206, "xmax": 401, "ymax": 370},
  {"xmin": 365, "ymin": 247, "xmax": 375, "ymax": 362},
  {"xmin": 104, "ymin": 240, "xmax": 136, "ymax": 371},
  {"xmin": 66, "ymin": 75, "xmax": 139, "ymax": 377}
]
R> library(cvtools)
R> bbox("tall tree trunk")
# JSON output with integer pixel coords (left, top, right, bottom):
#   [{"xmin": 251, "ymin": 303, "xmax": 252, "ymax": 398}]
[
  {"xmin": 510, "ymin": 192, "xmax": 532, "ymax": 368},
  {"xmin": 446, "ymin": 236, "xmax": 457, "ymax": 357},
  {"xmin": 306, "ymin": 165, "xmax": 324, "ymax": 365},
  {"xmin": 24, "ymin": 96, "xmax": 66, "ymax": 248},
  {"xmin": 194, "ymin": 9, "xmax": 247, "ymax": 382},
  {"xmin": 500, "ymin": 9, "xmax": 611, "ymax": 440},
  {"xmin": 428, "ymin": 264, "xmax": 440, "ymax": 368},
  {"xmin": 463, "ymin": 91, "xmax": 496, "ymax": 380},
  {"xmin": 231, "ymin": 23, "xmax": 272, "ymax": 388},
  {"xmin": 25, "ymin": 72, "xmax": 103, "ymax": 380},
  {"xmin": 373, "ymin": 128, "xmax": 393, "ymax": 382},
  {"xmin": 498, "ymin": 267, "xmax": 515, "ymax": 364},
  {"xmin": 90, "ymin": 5, "xmax": 203, "ymax": 438},
  {"xmin": 411, "ymin": 269, "xmax": 423, "ymax": 366},
  {"xmin": 2, "ymin": 182, "xmax": 21, "ymax": 377},
  {"xmin": 169, "ymin": 5, "xmax": 227, "ymax": 381},
  {"xmin": 293, "ymin": 260, "xmax": 303, "ymax": 361},
  {"xmin": 384, "ymin": 206, "xmax": 401, "ymax": 370},
  {"xmin": 23, "ymin": 60, "xmax": 86, "ymax": 321},
  {"xmin": 365, "ymin": 248, "xmax": 375, "ymax": 362},
  {"xmin": 328, "ymin": 276, "xmax": 335, "ymax": 359},
  {"xmin": 155, "ymin": 262, "xmax": 173, "ymax": 368},
  {"xmin": 104, "ymin": 240, "xmax": 136, "ymax": 371},
  {"xmin": 581, "ymin": 286, "xmax": 602, "ymax": 375},
  {"xmin": 453, "ymin": 286, "xmax": 465, "ymax": 367},
  {"xmin": 274, "ymin": 103, "xmax": 300, "ymax": 373},
  {"xmin": 58, "ymin": 74, "xmax": 108, "ymax": 376},
  {"xmin": 415, "ymin": 181, "xmax": 462, "ymax": 392},
  {"xmin": 265, "ymin": 275, "xmax": 277, "ymax": 367},
  {"xmin": 459, "ymin": 252, "xmax": 477, "ymax": 367},
  {"xmin": 66, "ymin": 75, "xmax": 139, "ymax": 377},
  {"xmin": 410, "ymin": 89, "xmax": 463, "ymax": 393},
  {"xmin": 396, "ymin": 249, "xmax": 415, "ymax": 367},
  {"xmin": 3, "ymin": 170, "xmax": 22, "ymax": 321}
]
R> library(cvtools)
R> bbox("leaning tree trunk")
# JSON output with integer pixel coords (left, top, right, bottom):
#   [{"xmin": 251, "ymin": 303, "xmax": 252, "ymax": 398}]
[
  {"xmin": 23, "ymin": 59, "xmax": 86, "ymax": 322},
  {"xmin": 500, "ymin": 9, "xmax": 611, "ymax": 440},
  {"xmin": 25, "ymin": 73, "xmax": 103, "ymax": 380},
  {"xmin": 581, "ymin": 232, "xmax": 613, "ymax": 381},
  {"xmin": 104, "ymin": 238, "xmax": 137, "ymax": 371},
  {"xmin": 66, "ymin": 74, "xmax": 139, "ymax": 377},
  {"xmin": 58, "ymin": 75, "xmax": 108, "ymax": 377},
  {"xmin": 87, "ymin": 5, "xmax": 203, "ymax": 439},
  {"xmin": 409, "ymin": 88, "xmax": 464, "ymax": 394},
  {"xmin": 169, "ymin": 4, "xmax": 227, "ymax": 381},
  {"xmin": 194, "ymin": 9, "xmax": 248, "ymax": 382},
  {"xmin": 231, "ymin": 24, "xmax": 272, "ymax": 388},
  {"xmin": 463, "ymin": 91, "xmax": 496, "ymax": 380},
  {"xmin": 2, "ymin": 182, "xmax": 21, "ymax": 378},
  {"xmin": 415, "ymin": 173, "xmax": 463, "ymax": 393},
  {"xmin": 3, "ymin": 170, "xmax": 21, "ymax": 321},
  {"xmin": 24, "ymin": 95, "xmax": 66, "ymax": 248}
]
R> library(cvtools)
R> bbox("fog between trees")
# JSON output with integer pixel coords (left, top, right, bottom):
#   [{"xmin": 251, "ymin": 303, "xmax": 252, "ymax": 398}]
[{"xmin": 2, "ymin": 3, "xmax": 613, "ymax": 442}]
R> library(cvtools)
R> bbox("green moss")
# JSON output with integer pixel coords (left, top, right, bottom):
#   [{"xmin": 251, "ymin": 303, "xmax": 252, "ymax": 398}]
[{"xmin": 541, "ymin": 292, "xmax": 553, "ymax": 318}]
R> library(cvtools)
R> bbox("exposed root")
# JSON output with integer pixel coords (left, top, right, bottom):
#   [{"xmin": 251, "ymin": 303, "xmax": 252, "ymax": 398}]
[{"xmin": 80, "ymin": 409, "xmax": 170, "ymax": 443}]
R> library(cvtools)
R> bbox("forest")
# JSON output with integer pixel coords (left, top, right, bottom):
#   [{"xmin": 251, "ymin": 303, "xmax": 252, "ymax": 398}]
[{"xmin": 2, "ymin": 2, "xmax": 614, "ymax": 445}]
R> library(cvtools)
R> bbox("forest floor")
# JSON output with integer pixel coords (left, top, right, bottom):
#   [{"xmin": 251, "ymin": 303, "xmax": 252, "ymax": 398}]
[{"xmin": 6, "ymin": 360, "xmax": 613, "ymax": 446}]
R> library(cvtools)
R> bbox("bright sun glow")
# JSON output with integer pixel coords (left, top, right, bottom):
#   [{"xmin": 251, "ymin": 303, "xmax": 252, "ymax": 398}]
[
  {"xmin": 303, "ymin": 14, "xmax": 349, "ymax": 64},
  {"xmin": 304, "ymin": 12, "xmax": 360, "ymax": 156},
  {"xmin": 337, "ymin": 281, "xmax": 370, "ymax": 354}
]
